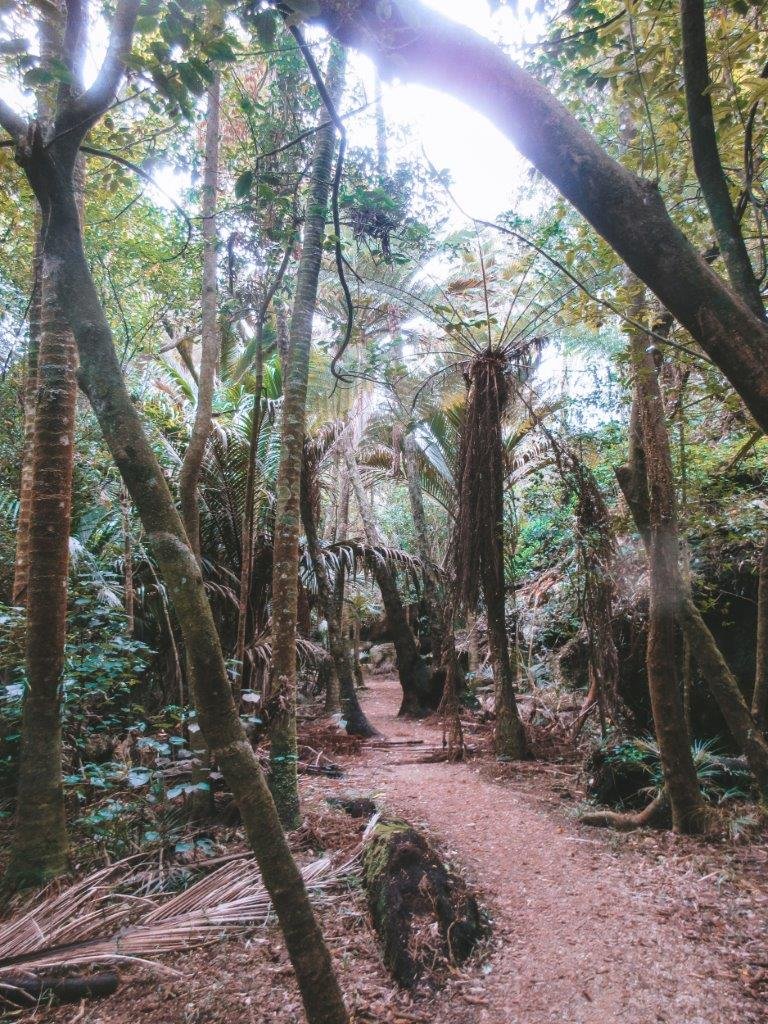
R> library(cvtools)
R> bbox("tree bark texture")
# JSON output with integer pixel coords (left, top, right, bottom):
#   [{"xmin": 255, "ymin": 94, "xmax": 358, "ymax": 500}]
[
  {"xmin": 627, "ymin": 315, "xmax": 711, "ymax": 833},
  {"xmin": 12, "ymin": 223, "xmax": 43, "ymax": 606},
  {"xmin": 7, "ymin": 197, "xmax": 80, "ymax": 884},
  {"xmin": 269, "ymin": 43, "xmax": 347, "ymax": 828}
]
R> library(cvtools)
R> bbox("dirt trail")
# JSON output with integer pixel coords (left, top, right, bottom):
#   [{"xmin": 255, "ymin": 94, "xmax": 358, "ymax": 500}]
[{"xmin": 329, "ymin": 675, "xmax": 752, "ymax": 1024}]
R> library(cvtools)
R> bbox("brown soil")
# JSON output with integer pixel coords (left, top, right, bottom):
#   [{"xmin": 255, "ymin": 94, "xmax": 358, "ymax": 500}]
[
  {"xmin": 20, "ymin": 675, "xmax": 768, "ymax": 1023},
  {"xmin": 319, "ymin": 676, "xmax": 767, "ymax": 1024}
]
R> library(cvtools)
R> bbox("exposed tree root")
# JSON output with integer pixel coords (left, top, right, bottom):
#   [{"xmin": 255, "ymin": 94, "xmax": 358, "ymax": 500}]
[{"xmin": 580, "ymin": 794, "xmax": 670, "ymax": 831}]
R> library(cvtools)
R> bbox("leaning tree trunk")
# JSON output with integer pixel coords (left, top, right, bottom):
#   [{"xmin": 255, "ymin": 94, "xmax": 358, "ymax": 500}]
[
  {"xmin": 314, "ymin": 0, "xmax": 768, "ymax": 435},
  {"xmin": 344, "ymin": 444, "xmax": 438, "ymax": 716},
  {"xmin": 178, "ymin": 62, "xmax": 221, "ymax": 559},
  {"xmin": 300, "ymin": 447, "xmax": 376, "ymax": 736},
  {"xmin": 269, "ymin": 43, "xmax": 347, "ymax": 828},
  {"xmin": 2, "ymin": 17, "xmax": 349, "ymax": 1023}
]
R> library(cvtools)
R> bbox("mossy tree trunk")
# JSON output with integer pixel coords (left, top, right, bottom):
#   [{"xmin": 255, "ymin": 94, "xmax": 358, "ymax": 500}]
[
  {"xmin": 268, "ymin": 43, "xmax": 347, "ymax": 827},
  {"xmin": 624, "ymin": 301, "xmax": 712, "ymax": 833}
]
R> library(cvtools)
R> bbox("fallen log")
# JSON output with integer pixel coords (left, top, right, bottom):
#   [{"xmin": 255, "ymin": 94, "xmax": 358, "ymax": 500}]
[
  {"xmin": 362, "ymin": 818, "xmax": 487, "ymax": 987},
  {"xmin": 0, "ymin": 971, "xmax": 119, "ymax": 1007}
]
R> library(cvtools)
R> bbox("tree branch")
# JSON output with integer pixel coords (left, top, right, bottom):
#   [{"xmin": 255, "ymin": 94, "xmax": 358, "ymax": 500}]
[
  {"xmin": 64, "ymin": 0, "xmax": 141, "ymax": 133},
  {"xmin": 0, "ymin": 99, "xmax": 27, "ymax": 143},
  {"xmin": 680, "ymin": 0, "xmax": 765, "ymax": 318},
  {"xmin": 310, "ymin": 0, "xmax": 768, "ymax": 433}
]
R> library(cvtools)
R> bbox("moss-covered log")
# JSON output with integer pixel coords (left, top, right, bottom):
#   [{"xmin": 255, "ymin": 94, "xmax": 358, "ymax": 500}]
[{"xmin": 362, "ymin": 819, "xmax": 487, "ymax": 987}]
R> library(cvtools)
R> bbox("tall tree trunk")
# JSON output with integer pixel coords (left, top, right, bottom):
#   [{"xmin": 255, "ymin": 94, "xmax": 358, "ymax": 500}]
[
  {"xmin": 299, "ymin": 449, "xmax": 376, "ymax": 736},
  {"xmin": 6, "ymin": 175, "xmax": 81, "ymax": 883},
  {"xmin": 122, "ymin": 486, "xmax": 134, "ymax": 634},
  {"xmin": 344, "ymin": 444, "xmax": 438, "ymax": 715},
  {"xmin": 752, "ymin": 534, "xmax": 768, "ymax": 731},
  {"xmin": 624, "ymin": 305, "xmax": 712, "ymax": 833},
  {"xmin": 6, "ymin": 4, "xmax": 86, "ymax": 879},
  {"xmin": 12, "ymin": 224, "xmax": 42, "ymax": 606},
  {"xmin": 269, "ymin": 43, "xmax": 346, "ymax": 828},
  {"xmin": 178, "ymin": 64, "xmax": 221, "ymax": 558},
  {"xmin": 234, "ymin": 331, "xmax": 264, "ymax": 701}
]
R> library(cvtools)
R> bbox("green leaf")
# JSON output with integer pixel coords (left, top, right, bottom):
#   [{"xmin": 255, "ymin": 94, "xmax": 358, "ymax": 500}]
[
  {"xmin": 253, "ymin": 10, "xmax": 277, "ymax": 48},
  {"xmin": 235, "ymin": 170, "xmax": 254, "ymax": 198},
  {"xmin": 205, "ymin": 38, "xmax": 238, "ymax": 62}
]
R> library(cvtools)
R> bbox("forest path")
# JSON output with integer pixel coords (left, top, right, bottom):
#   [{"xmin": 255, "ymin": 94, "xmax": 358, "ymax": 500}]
[{"xmin": 328, "ymin": 674, "xmax": 746, "ymax": 1024}]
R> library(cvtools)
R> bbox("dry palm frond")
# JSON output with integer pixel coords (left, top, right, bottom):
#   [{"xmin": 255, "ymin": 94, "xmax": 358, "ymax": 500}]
[
  {"xmin": 453, "ymin": 351, "xmax": 509, "ymax": 609},
  {"xmin": 246, "ymin": 632, "xmax": 330, "ymax": 669},
  {"xmin": 0, "ymin": 817, "xmax": 379, "ymax": 979}
]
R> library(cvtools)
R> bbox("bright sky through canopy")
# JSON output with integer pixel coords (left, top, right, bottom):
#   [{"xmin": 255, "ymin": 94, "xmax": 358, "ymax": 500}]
[{"xmin": 360, "ymin": 0, "xmax": 532, "ymax": 222}]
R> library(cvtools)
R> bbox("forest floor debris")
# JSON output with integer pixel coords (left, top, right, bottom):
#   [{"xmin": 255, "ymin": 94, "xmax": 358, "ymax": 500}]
[{"xmin": 5, "ymin": 674, "xmax": 768, "ymax": 1023}]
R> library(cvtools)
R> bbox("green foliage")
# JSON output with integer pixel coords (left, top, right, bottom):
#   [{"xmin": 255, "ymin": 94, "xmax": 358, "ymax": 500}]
[
  {"xmin": 601, "ymin": 736, "xmax": 753, "ymax": 805},
  {"xmin": 0, "ymin": 588, "xmax": 153, "ymax": 789}
]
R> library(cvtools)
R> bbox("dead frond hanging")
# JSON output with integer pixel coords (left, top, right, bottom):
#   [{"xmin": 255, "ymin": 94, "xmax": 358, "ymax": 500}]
[{"xmin": 453, "ymin": 350, "xmax": 510, "ymax": 609}]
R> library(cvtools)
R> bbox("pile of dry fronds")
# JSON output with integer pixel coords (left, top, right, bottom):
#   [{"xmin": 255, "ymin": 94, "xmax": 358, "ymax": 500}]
[{"xmin": 0, "ymin": 819, "xmax": 377, "ymax": 981}]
